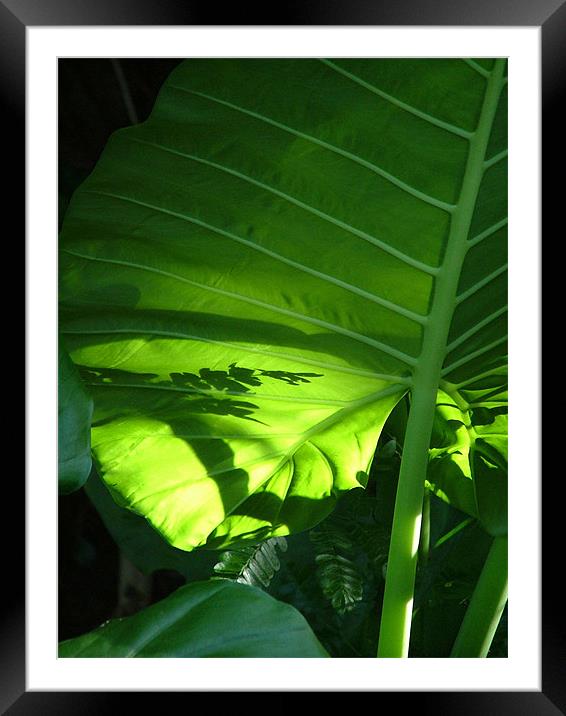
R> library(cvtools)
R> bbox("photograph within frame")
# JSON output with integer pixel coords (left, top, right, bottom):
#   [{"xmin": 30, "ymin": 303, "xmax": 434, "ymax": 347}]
[{"xmin": 57, "ymin": 55, "xmax": 509, "ymax": 663}]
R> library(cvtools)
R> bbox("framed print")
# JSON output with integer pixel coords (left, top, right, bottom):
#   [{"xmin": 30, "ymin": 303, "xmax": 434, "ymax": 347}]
[{"xmin": 7, "ymin": 0, "xmax": 555, "ymax": 710}]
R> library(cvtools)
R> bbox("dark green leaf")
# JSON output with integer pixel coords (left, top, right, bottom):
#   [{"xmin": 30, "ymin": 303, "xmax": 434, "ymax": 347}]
[{"xmin": 58, "ymin": 580, "xmax": 328, "ymax": 657}]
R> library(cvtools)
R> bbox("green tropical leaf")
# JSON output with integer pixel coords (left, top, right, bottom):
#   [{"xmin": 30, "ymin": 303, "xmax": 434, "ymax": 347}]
[
  {"xmin": 58, "ymin": 341, "xmax": 93, "ymax": 493},
  {"xmin": 58, "ymin": 580, "xmax": 328, "ymax": 657},
  {"xmin": 59, "ymin": 58, "xmax": 507, "ymax": 552}
]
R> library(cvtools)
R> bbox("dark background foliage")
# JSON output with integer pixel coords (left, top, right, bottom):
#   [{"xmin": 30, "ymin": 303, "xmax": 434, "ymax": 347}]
[{"xmin": 58, "ymin": 58, "xmax": 184, "ymax": 638}]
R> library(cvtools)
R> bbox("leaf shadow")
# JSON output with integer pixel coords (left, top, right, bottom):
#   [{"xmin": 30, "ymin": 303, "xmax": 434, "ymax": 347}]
[{"xmin": 81, "ymin": 362, "xmax": 328, "ymax": 545}]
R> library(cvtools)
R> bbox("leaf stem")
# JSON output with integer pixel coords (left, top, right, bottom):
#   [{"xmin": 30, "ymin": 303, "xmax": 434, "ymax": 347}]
[
  {"xmin": 450, "ymin": 535, "xmax": 508, "ymax": 657},
  {"xmin": 376, "ymin": 381, "xmax": 439, "ymax": 657},
  {"xmin": 419, "ymin": 489, "xmax": 431, "ymax": 567}
]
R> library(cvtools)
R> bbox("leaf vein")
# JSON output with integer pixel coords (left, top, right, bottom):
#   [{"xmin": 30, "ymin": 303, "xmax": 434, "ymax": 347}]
[
  {"xmin": 456, "ymin": 264, "xmax": 508, "ymax": 304},
  {"xmin": 320, "ymin": 59, "xmax": 473, "ymax": 140},
  {"xmin": 467, "ymin": 217, "xmax": 507, "ymax": 248},
  {"xmin": 462, "ymin": 59, "xmax": 491, "ymax": 78},
  {"xmin": 446, "ymin": 306, "xmax": 507, "ymax": 354},
  {"xmin": 441, "ymin": 335, "xmax": 508, "ymax": 376}
]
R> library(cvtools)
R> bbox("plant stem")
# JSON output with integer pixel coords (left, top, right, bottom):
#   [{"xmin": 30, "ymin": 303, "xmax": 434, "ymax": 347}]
[
  {"xmin": 450, "ymin": 535, "xmax": 508, "ymax": 657},
  {"xmin": 377, "ymin": 381, "xmax": 439, "ymax": 657},
  {"xmin": 419, "ymin": 489, "xmax": 431, "ymax": 567}
]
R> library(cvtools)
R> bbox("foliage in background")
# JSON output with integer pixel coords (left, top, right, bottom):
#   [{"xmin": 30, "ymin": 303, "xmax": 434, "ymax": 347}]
[
  {"xmin": 58, "ymin": 342, "xmax": 93, "ymax": 494},
  {"xmin": 426, "ymin": 384, "xmax": 508, "ymax": 536}
]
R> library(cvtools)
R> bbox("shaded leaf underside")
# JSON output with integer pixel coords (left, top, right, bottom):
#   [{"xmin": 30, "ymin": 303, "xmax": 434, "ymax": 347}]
[{"xmin": 59, "ymin": 58, "xmax": 507, "ymax": 550}]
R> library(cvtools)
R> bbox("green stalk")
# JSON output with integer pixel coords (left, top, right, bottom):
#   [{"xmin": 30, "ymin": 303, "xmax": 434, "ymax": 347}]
[
  {"xmin": 377, "ymin": 59, "xmax": 506, "ymax": 658},
  {"xmin": 377, "ymin": 382, "xmax": 438, "ymax": 657},
  {"xmin": 419, "ymin": 489, "xmax": 431, "ymax": 567},
  {"xmin": 451, "ymin": 536, "xmax": 508, "ymax": 657}
]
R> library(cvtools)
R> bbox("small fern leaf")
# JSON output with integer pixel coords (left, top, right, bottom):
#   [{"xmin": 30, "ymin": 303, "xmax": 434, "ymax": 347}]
[
  {"xmin": 310, "ymin": 523, "xmax": 364, "ymax": 615},
  {"xmin": 315, "ymin": 554, "xmax": 364, "ymax": 614},
  {"xmin": 213, "ymin": 537, "xmax": 286, "ymax": 590},
  {"xmin": 272, "ymin": 536, "xmax": 288, "ymax": 553}
]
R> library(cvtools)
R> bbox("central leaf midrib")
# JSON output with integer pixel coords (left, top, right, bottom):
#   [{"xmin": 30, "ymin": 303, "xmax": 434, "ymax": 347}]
[
  {"xmin": 377, "ymin": 58, "xmax": 506, "ymax": 658},
  {"xmin": 417, "ymin": 58, "xmax": 506, "ymax": 385}
]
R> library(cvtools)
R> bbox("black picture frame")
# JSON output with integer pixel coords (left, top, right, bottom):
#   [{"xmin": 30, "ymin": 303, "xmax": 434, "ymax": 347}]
[{"xmin": 9, "ymin": 0, "xmax": 554, "ymax": 711}]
